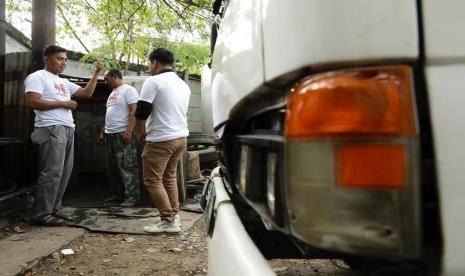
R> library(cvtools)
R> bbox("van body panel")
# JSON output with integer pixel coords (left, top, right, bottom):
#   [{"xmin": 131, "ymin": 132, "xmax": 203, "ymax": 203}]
[
  {"xmin": 423, "ymin": 0, "xmax": 465, "ymax": 61},
  {"xmin": 212, "ymin": 0, "xmax": 419, "ymax": 130},
  {"xmin": 210, "ymin": 0, "xmax": 265, "ymax": 128},
  {"xmin": 424, "ymin": 65, "xmax": 465, "ymax": 275},
  {"xmin": 422, "ymin": 2, "xmax": 465, "ymax": 273},
  {"xmin": 261, "ymin": 0, "xmax": 419, "ymax": 81}
]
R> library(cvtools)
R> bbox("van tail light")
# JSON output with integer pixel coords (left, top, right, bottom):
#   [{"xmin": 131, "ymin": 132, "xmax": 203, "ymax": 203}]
[
  {"xmin": 285, "ymin": 66, "xmax": 417, "ymax": 190},
  {"xmin": 285, "ymin": 66, "xmax": 417, "ymax": 139},
  {"xmin": 284, "ymin": 66, "xmax": 421, "ymax": 257}
]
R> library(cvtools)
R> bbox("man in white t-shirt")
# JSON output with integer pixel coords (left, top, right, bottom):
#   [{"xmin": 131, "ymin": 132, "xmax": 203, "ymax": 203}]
[
  {"xmin": 24, "ymin": 45, "xmax": 103, "ymax": 226},
  {"xmin": 98, "ymin": 69, "xmax": 140, "ymax": 207},
  {"xmin": 135, "ymin": 48, "xmax": 191, "ymax": 233}
]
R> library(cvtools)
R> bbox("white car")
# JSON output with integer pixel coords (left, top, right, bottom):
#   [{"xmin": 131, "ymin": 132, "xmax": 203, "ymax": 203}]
[{"xmin": 201, "ymin": 0, "xmax": 465, "ymax": 275}]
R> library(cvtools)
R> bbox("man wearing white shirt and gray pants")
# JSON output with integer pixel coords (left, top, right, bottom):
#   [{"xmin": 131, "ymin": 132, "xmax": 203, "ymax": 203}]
[
  {"xmin": 135, "ymin": 48, "xmax": 191, "ymax": 233},
  {"xmin": 25, "ymin": 45, "xmax": 103, "ymax": 226}
]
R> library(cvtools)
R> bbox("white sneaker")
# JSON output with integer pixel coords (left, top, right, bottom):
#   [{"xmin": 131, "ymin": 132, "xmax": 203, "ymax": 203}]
[
  {"xmin": 174, "ymin": 214, "xmax": 182, "ymax": 228},
  {"xmin": 143, "ymin": 219, "xmax": 181, "ymax": 233}
]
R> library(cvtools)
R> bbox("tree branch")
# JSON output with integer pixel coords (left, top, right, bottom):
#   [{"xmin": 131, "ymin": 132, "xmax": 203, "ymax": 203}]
[
  {"xmin": 175, "ymin": 1, "xmax": 214, "ymax": 22},
  {"xmin": 81, "ymin": 0, "xmax": 97, "ymax": 13},
  {"xmin": 125, "ymin": 0, "xmax": 148, "ymax": 23},
  {"xmin": 162, "ymin": 0, "xmax": 193, "ymax": 31},
  {"xmin": 176, "ymin": 0, "xmax": 211, "ymax": 11},
  {"xmin": 56, "ymin": 3, "xmax": 91, "ymax": 53}
]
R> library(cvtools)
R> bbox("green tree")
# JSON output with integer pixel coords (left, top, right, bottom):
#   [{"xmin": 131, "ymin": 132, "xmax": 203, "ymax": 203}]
[
  {"xmin": 57, "ymin": 0, "xmax": 212, "ymax": 74},
  {"xmin": 7, "ymin": 0, "xmax": 212, "ymax": 74}
]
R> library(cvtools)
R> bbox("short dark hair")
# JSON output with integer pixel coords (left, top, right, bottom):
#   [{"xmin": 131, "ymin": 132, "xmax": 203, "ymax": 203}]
[
  {"xmin": 148, "ymin": 48, "xmax": 174, "ymax": 65},
  {"xmin": 106, "ymin": 68, "xmax": 122, "ymax": 79},
  {"xmin": 43, "ymin": 45, "xmax": 67, "ymax": 57}
]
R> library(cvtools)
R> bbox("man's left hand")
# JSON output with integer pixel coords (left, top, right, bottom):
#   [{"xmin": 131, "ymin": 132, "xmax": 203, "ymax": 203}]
[{"xmin": 123, "ymin": 130, "xmax": 132, "ymax": 144}]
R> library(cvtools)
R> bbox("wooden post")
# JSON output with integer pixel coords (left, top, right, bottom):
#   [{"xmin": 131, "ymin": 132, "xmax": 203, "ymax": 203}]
[
  {"xmin": 176, "ymin": 69, "xmax": 190, "ymax": 206},
  {"xmin": 177, "ymin": 153, "xmax": 187, "ymax": 206},
  {"xmin": 31, "ymin": 0, "xmax": 56, "ymax": 73},
  {"xmin": 0, "ymin": 0, "xmax": 5, "ymax": 136}
]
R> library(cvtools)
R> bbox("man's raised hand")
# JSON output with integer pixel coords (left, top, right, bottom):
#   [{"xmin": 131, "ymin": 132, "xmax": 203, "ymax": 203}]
[{"xmin": 95, "ymin": 59, "xmax": 104, "ymax": 73}]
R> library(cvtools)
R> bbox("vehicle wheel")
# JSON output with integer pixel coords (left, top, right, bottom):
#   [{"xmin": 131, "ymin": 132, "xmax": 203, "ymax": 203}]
[{"xmin": 187, "ymin": 134, "xmax": 216, "ymax": 151}]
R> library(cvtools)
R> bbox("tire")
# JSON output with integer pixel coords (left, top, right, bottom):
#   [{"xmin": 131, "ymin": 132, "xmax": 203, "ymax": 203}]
[{"xmin": 187, "ymin": 134, "xmax": 216, "ymax": 151}]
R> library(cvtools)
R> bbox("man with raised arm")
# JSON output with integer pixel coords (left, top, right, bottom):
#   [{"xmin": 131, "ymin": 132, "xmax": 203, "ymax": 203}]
[{"xmin": 25, "ymin": 45, "xmax": 103, "ymax": 226}]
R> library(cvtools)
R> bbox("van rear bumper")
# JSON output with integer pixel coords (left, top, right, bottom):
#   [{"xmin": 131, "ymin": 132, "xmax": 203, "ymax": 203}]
[{"xmin": 207, "ymin": 168, "xmax": 275, "ymax": 276}]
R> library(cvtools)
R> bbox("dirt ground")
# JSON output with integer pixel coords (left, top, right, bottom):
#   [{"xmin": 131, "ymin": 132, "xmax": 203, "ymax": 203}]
[
  {"xmin": 30, "ymin": 219, "xmax": 209, "ymax": 276},
  {"xmin": 25, "ymin": 217, "xmax": 357, "ymax": 276}
]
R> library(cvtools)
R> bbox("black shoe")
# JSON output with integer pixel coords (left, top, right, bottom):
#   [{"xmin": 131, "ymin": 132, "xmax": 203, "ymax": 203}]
[
  {"xmin": 52, "ymin": 209, "xmax": 72, "ymax": 220},
  {"xmin": 30, "ymin": 215, "xmax": 64, "ymax": 226}
]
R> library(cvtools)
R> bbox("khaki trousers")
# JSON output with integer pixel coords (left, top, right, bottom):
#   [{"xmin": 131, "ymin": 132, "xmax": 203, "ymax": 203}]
[{"xmin": 142, "ymin": 137, "xmax": 186, "ymax": 221}]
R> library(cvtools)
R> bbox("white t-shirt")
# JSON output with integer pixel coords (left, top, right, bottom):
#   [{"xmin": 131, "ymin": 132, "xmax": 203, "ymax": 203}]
[
  {"xmin": 104, "ymin": 84, "xmax": 139, "ymax": 134},
  {"xmin": 139, "ymin": 71, "xmax": 191, "ymax": 142},
  {"xmin": 24, "ymin": 70, "xmax": 81, "ymax": 128}
]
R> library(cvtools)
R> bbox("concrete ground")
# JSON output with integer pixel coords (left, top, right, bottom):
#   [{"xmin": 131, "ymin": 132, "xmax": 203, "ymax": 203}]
[
  {"xmin": 0, "ymin": 226, "xmax": 84, "ymax": 276},
  {"xmin": 0, "ymin": 209, "xmax": 202, "ymax": 276}
]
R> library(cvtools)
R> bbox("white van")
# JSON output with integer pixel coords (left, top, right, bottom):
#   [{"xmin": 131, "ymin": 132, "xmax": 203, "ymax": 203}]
[{"xmin": 201, "ymin": 0, "xmax": 464, "ymax": 275}]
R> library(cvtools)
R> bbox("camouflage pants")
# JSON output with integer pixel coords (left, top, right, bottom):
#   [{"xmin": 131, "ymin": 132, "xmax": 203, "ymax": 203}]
[{"xmin": 105, "ymin": 132, "xmax": 140, "ymax": 202}]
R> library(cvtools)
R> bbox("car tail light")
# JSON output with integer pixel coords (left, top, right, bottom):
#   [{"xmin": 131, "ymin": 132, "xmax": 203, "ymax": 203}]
[{"xmin": 284, "ymin": 66, "xmax": 421, "ymax": 257}]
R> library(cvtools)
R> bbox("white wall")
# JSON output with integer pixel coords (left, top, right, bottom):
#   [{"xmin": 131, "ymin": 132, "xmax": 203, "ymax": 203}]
[
  {"xmin": 187, "ymin": 79, "xmax": 202, "ymax": 133},
  {"xmin": 6, "ymin": 34, "xmax": 29, "ymax": 53},
  {"xmin": 65, "ymin": 60, "xmax": 146, "ymax": 78}
]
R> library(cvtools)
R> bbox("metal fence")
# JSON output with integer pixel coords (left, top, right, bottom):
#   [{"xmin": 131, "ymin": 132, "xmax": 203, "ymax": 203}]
[{"xmin": 1, "ymin": 52, "xmax": 35, "ymax": 187}]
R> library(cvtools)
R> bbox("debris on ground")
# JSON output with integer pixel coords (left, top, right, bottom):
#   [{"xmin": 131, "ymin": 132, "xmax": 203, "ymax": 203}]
[
  {"xmin": 121, "ymin": 236, "xmax": 135, "ymax": 243},
  {"xmin": 12, "ymin": 225, "xmax": 26, "ymax": 233},
  {"xmin": 273, "ymin": 266, "xmax": 289, "ymax": 273},
  {"xmin": 169, "ymin": 247, "xmax": 183, "ymax": 253},
  {"xmin": 60, "ymin": 248, "xmax": 75, "ymax": 256}
]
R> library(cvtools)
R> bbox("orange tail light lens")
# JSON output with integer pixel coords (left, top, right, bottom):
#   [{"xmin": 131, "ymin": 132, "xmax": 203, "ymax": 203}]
[
  {"xmin": 285, "ymin": 66, "xmax": 417, "ymax": 139},
  {"xmin": 336, "ymin": 145, "xmax": 406, "ymax": 189}
]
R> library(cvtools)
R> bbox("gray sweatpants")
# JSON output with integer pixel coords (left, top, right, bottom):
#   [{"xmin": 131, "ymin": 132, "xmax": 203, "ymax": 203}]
[{"xmin": 30, "ymin": 125, "xmax": 74, "ymax": 219}]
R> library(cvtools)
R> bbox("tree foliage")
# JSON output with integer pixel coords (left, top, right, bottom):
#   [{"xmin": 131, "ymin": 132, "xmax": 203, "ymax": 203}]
[{"xmin": 6, "ymin": 0, "xmax": 213, "ymax": 74}]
